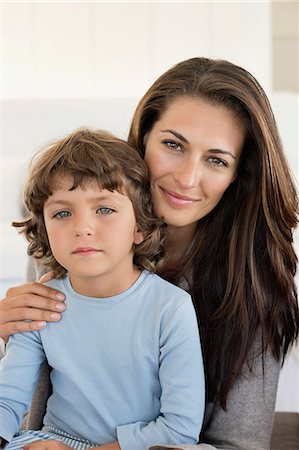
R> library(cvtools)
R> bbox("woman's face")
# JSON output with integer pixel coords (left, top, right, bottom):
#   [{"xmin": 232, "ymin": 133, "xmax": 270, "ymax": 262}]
[{"xmin": 144, "ymin": 96, "xmax": 245, "ymax": 234}]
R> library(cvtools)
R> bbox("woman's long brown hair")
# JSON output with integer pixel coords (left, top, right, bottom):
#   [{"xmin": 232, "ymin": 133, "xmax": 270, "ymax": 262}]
[{"xmin": 128, "ymin": 57, "xmax": 299, "ymax": 409}]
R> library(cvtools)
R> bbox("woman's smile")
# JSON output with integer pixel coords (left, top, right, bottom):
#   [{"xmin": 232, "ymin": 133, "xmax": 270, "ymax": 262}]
[{"xmin": 159, "ymin": 186, "xmax": 200, "ymax": 207}]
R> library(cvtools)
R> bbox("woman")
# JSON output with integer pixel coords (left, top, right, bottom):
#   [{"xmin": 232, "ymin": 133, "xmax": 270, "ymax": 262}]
[{"xmin": 1, "ymin": 57, "xmax": 298, "ymax": 450}]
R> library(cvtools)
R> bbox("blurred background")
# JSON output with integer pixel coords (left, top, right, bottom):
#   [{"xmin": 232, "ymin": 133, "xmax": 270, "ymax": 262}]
[{"xmin": 1, "ymin": 1, "xmax": 298, "ymax": 412}]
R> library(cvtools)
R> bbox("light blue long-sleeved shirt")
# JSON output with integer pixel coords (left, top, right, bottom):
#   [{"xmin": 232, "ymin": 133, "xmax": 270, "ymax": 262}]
[{"xmin": 0, "ymin": 271, "xmax": 204, "ymax": 450}]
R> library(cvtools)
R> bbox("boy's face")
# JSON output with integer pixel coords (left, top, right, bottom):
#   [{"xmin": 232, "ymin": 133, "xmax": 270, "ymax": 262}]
[{"xmin": 43, "ymin": 176, "xmax": 144, "ymax": 297}]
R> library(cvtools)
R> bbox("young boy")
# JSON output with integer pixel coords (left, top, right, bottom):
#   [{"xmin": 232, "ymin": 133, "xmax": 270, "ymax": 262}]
[{"xmin": 0, "ymin": 129, "xmax": 204, "ymax": 450}]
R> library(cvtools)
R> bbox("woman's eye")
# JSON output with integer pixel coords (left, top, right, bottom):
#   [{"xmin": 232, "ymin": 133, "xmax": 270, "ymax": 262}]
[
  {"xmin": 97, "ymin": 207, "xmax": 114, "ymax": 215},
  {"xmin": 54, "ymin": 211, "xmax": 71, "ymax": 219},
  {"xmin": 163, "ymin": 140, "xmax": 182, "ymax": 151},
  {"xmin": 208, "ymin": 157, "xmax": 228, "ymax": 167}
]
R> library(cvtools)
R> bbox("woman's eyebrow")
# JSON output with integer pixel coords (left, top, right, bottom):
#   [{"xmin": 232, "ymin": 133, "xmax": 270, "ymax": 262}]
[
  {"xmin": 160, "ymin": 129, "xmax": 189, "ymax": 144},
  {"xmin": 161, "ymin": 129, "xmax": 237, "ymax": 160},
  {"xmin": 209, "ymin": 149, "xmax": 237, "ymax": 160}
]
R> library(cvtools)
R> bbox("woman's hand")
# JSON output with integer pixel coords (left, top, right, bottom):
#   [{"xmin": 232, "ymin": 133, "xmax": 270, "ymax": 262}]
[
  {"xmin": 24, "ymin": 440, "xmax": 71, "ymax": 450},
  {"xmin": 0, "ymin": 281, "xmax": 66, "ymax": 343},
  {"xmin": 23, "ymin": 441, "xmax": 121, "ymax": 450},
  {"xmin": 93, "ymin": 444, "xmax": 120, "ymax": 450}
]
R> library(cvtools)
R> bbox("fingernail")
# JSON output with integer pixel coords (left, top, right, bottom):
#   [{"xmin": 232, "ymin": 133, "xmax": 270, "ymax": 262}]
[
  {"xmin": 56, "ymin": 302, "xmax": 66, "ymax": 311},
  {"xmin": 37, "ymin": 321, "xmax": 46, "ymax": 328},
  {"xmin": 50, "ymin": 312, "xmax": 61, "ymax": 320},
  {"xmin": 55, "ymin": 293, "xmax": 65, "ymax": 300}
]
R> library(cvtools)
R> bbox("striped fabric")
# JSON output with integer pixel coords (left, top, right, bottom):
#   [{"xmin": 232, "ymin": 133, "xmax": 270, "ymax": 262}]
[{"xmin": 5, "ymin": 426, "xmax": 97, "ymax": 450}]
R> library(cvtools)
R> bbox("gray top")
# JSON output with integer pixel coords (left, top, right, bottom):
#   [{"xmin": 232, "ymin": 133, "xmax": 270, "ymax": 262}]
[{"xmin": 20, "ymin": 259, "xmax": 281, "ymax": 449}]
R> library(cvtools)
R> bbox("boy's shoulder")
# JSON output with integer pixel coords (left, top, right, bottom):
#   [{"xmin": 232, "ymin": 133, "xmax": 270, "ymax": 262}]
[
  {"xmin": 144, "ymin": 271, "xmax": 191, "ymax": 300},
  {"xmin": 142, "ymin": 272, "xmax": 195, "ymax": 320}
]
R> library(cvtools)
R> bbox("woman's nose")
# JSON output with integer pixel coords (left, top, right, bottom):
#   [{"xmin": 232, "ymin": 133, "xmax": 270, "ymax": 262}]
[{"xmin": 173, "ymin": 156, "xmax": 201, "ymax": 189}]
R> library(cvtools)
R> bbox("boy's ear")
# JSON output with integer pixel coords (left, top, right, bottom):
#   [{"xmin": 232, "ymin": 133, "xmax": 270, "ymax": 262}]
[{"xmin": 133, "ymin": 226, "xmax": 145, "ymax": 245}]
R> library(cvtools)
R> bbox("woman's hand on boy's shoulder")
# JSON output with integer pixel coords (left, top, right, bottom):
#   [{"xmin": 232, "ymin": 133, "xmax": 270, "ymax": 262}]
[{"xmin": 0, "ymin": 281, "xmax": 66, "ymax": 342}]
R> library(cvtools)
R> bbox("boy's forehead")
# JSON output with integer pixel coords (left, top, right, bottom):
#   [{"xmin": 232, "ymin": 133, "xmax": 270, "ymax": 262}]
[
  {"xmin": 49, "ymin": 173, "xmax": 125, "ymax": 193},
  {"xmin": 49, "ymin": 173, "xmax": 73, "ymax": 190},
  {"xmin": 46, "ymin": 175, "xmax": 129, "ymax": 201}
]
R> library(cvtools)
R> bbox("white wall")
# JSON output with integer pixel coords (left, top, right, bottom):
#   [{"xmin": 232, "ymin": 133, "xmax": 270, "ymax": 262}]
[
  {"xmin": 2, "ymin": 1, "xmax": 271, "ymax": 100},
  {"xmin": 1, "ymin": 1, "xmax": 298, "ymax": 412}
]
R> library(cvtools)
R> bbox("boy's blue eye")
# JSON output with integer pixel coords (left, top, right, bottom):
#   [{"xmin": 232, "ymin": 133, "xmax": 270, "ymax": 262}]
[
  {"xmin": 54, "ymin": 211, "xmax": 71, "ymax": 219},
  {"xmin": 97, "ymin": 207, "xmax": 114, "ymax": 215}
]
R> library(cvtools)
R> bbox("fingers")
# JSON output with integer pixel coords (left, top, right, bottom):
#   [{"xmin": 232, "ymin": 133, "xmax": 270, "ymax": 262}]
[
  {"xmin": 6, "ymin": 282, "xmax": 65, "ymax": 301},
  {"xmin": 0, "ymin": 308, "xmax": 60, "ymax": 339},
  {"xmin": 0, "ymin": 320, "xmax": 47, "ymax": 341},
  {"xmin": 39, "ymin": 271, "xmax": 55, "ymax": 284},
  {"xmin": 2, "ymin": 301, "xmax": 64, "ymax": 321},
  {"xmin": 24, "ymin": 440, "xmax": 71, "ymax": 450},
  {"xmin": 0, "ymin": 282, "xmax": 67, "ymax": 340},
  {"xmin": 2, "ymin": 292, "xmax": 66, "ymax": 313}
]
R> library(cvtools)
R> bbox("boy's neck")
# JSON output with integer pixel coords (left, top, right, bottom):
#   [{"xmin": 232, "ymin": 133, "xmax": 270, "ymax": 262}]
[{"xmin": 68, "ymin": 266, "xmax": 142, "ymax": 298}]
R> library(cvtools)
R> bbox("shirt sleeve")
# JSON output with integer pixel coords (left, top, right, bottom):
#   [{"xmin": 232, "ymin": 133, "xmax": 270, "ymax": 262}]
[
  {"xmin": 202, "ymin": 336, "xmax": 280, "ymax": 450},
  {"xmin": 0, "ymin": 331, "xmax": 45, "ymax": 442},
  {"xmin": 117, "ymin": 296, "xmax": 205, "ymax": 450}
]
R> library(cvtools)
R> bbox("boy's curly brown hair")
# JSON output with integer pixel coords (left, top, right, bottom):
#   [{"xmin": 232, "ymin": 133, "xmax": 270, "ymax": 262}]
[{"xmin": 13, "ymin": 128, "xmax": 166, "ymax": 278}]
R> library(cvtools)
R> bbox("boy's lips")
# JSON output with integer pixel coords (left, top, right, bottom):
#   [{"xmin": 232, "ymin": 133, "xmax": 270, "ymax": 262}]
[
  {"xmin": 160, "ymin": 187, "xmax": 200, "ymax": 206},
  {"xmin": 72, "ymin": 247, "xmax": 102, "ymax": 256}
]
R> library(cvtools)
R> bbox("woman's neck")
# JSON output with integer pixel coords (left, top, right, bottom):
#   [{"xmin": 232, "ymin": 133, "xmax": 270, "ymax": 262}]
[{"xmin": 165, "ymin": 223, "xmax": 197, "ymax": 268}]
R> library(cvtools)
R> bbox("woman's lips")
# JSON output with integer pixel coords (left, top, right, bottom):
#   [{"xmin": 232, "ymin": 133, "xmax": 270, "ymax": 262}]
[{"xmin": 160, "ymin": 187, "xmax": 200, "ymax": 206}]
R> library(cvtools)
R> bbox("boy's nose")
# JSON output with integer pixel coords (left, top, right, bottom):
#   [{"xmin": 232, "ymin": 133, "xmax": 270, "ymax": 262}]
[
  {"xmin": 74, "ymin": 219, "xmax": 94, "ymax": 237},
  {"xmin": 75, "ymin": 229, "xmax": 93, "ymax": 237}
]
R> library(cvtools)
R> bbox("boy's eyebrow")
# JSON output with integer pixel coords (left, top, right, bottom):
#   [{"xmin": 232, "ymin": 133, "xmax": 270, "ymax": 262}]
[{"xmin": 45, "ymin": 194, "xmax": 123, "ymax": 208}]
